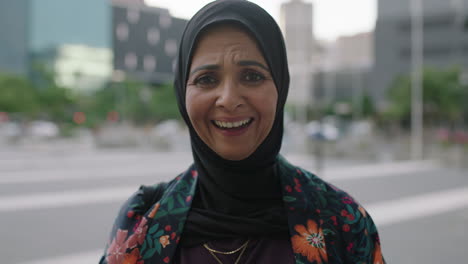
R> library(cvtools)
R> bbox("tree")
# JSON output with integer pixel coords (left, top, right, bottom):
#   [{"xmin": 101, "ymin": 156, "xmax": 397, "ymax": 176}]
[
  {"xmin": 30, "ymin": 63, "xmax": 77, "ymax": 122},
  {"xmin": 385, "ymin": 67, "xmax": 466, "ymax": 128},
  {"xmin": 0, "ymin": 73, "xmax": 39, "ymax": 117},
  {"xmin": 361, "ymin": 93, "xmax": 376, "ymax": 118},
  {"xmin": 148, "ymin": 83, "xmax": 181, "ymax": 122},
  {"xmin": 90, "ymin": 80, "xmax": 181, "ymax": 125},
  {"xmin": 0, "ymin": 64, "xmax": 78, "ymax": 123}
]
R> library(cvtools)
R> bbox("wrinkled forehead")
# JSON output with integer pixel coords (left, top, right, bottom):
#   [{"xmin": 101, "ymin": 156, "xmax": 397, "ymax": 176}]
[
  {"xmin": 189, "ymin": 23, "xmax": 265, "ymax": 62},
  {"xmin": 188, "ymin": 23, "xmax": 267, "ymax": 68}
]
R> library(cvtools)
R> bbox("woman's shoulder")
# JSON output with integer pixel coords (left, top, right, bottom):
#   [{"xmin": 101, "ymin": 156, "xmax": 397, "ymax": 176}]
[
  {"xmin": 278, "ymin": 157, "xmax": 385, "ymax": 263},
  {"xmin": 108, "ymin": 165, "xmax": 195, "ymax": 231},
  {"xmin": 123, "ymin": 171, "xmax": 191, "ymax": 215},
  {"xmin": 278, "ymin": 156, "xmax": 367, "ymax": 215}
]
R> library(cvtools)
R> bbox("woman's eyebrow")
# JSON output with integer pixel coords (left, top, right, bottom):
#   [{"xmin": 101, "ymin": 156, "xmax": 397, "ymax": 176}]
[
  {"xmin": 237, "ymin": 60, "xmax": 269, "ymax": 71},
  {"xmin": 189, "ymin": 64, "xmax": 219, "ymax": 75}
]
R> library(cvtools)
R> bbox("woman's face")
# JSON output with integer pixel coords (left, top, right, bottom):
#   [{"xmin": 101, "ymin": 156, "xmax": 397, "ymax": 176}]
[{"xmin": 186, "ymin": 25, "xmax": 278, "ymax": 161}]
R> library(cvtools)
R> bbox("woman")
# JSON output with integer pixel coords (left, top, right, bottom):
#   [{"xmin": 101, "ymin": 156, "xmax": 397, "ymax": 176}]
[{"xmin": 100, "ymin": 0, "xmax": 385, "ymax": 263}]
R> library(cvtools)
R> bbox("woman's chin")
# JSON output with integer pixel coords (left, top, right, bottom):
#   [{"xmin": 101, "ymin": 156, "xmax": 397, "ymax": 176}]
[{"xmin": 215, "ymin": 149, "xmax": 254, "ymax": 161}]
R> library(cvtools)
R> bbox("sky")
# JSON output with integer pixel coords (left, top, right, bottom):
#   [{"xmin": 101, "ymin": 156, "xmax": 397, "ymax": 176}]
[{"xmin": 144, "ymin": 0, "xmax": 377, "ymax": 41}]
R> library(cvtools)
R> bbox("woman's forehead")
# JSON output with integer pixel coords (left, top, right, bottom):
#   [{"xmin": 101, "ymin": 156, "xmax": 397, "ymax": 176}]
[{"xmin": 190, "ymin": 24, "xmax": 266, "ymax": 66}]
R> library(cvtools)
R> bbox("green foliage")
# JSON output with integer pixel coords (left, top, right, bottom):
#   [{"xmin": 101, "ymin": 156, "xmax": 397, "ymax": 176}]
[
  {"xmin": 149, "ymin": 83, "xmax": 181, "ymax": 122},
  {"xmin": 88, "ymin": 80, "xmax": 181, "ymax": 126},
  {"xmin": 31, "ymin": 64, "xmax": 77, "ymax": 122},
  {"xmin": 361, "ymin": 93, "xmax": 375, "ymax": 118},
  {"xmin": 385, "ymin": 67, "xmax": 467, "ymax": 126},
  {"xmin": 0, "ymin": 65, "xmax": 180, "ymax": 128},
  {"xmin": 0, "ymin": 73, "xmax": 39, "ymax": 115},
  {"xmin": 0, "ymin": 67, "xmax": 76, "ymax": 122}
]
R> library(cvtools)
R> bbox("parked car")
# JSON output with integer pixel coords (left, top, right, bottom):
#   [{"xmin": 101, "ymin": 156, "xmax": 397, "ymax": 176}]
[
  {"xmin": 28, "ymin": 121, "xmax": 59, "ymax": 138},
  {"xmin": 305, "ymin": 121, "xmax": 340, "ymax": 141}
]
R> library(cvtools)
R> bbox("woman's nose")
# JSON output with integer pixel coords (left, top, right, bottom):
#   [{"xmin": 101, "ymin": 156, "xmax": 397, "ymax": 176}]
[{"xmin": 215, "ymin": 79, "xmax": 244, "ymax": 111}]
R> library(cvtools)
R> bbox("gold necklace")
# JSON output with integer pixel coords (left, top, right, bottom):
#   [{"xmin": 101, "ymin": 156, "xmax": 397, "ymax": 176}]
[{"xmin": 203, "ymin": 240, "xmax": 250, "ymax": 264}]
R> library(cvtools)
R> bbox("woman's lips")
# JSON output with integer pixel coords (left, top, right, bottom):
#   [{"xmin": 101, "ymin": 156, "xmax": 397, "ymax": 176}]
[
  {"xmin": 211, "ymin": 118, "xmax": 254, "ymax": 136},
  {"xmin": 212, "ymin": 118, "xmax": 253, "ymax": 129}
]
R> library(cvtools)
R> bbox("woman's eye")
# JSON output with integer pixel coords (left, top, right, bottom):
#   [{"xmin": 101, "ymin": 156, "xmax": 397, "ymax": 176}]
[
  {"xmin": 243, "ymin": 71, "xmax": 265, "ymax": 83},
  {"xmin": 194, "ymin": 75, "xmax": 217, "ymax": 87}
]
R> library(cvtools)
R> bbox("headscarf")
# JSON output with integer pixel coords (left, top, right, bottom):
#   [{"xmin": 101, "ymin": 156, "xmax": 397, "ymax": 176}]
[{"xmin": 173, "ymin": 0, "xmax": 290, "ymax": 246}]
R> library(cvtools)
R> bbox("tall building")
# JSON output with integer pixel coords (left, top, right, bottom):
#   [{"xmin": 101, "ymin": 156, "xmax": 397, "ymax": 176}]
[
  {"xmin": 313, "ymin": 32, "xmax": 374, "ymax": 104},
  {"xmin": 33, "ymin": 44, "xmax": 113, "ymax": 93},
  {"xmin": 332, "ymin": 32, "xmax": 374, "ymax": 71},
  {"xmin": 111, "ymin": 0, "xmax": 187, "ymax": 84},
  {"xmin": 280, "ymin": 0, "xmax": 314, "ymax": 66},
  {"xmin": 0, "ymin": 0, "xmax": 110, "ymax": 76},
  {"xmin": 373, "ymin": 0, "xmax": 468, "ymax": 106},
  {"xmin": 280, "ymin": 0, "xmax": 315, "ymax": 107},
  {"xmin": 0, "ymin": 0, "xmax": 30, "ymax": 75}
]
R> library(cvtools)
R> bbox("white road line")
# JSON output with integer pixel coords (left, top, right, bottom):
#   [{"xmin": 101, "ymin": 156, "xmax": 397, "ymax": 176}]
[
  {"xmin": 366, "ymin": 186, "xmax": 468, "ymax": 226},
  {"xmin": 0, "ymin": 159, "xmax": 442, "ymax": 185},
  {"xmin": 16, "ymin": 186, "xmax": 468, "ymax": 264},
  {"xmin": 0, "ymin": 164, "xmax": 183, "ymax": 184},
  {"xmin": 18, "ymin": 250, "xmax": 103, "ymax": 264},
  {"xmin": 323, "ymin": 160, "xmax": 442, "ymax": 181},
  {"xmin": 0, "ymin": 186, "xmax": 138, "ymax": 212},
  {"xmin": 0, "ymin": 160, "xmax": 445, "ymax": 212},
  {"xmin": 0, "ymin": 151, "xmax": 193, "ymax": 172}
]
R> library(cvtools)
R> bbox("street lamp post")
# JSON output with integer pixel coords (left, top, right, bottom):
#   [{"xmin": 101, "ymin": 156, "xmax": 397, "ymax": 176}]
[{"xmin": 410, "ymin": 0, "xmax": 424, "ymax": 160}]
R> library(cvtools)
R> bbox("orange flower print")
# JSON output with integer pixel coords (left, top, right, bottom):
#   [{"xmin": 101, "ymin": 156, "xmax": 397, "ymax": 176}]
[
  {"xmin": 148, "ymin": 203, "xmax": 160, "ymax": 219},
  {"xmin": 127, "ymin": 218, "xmax": 148, "ymax": 247},
  {"xmin": 159, "ymin": 235, "xmax": 171, "ymax": 248},
  {"xmin": 358, "ymin": 205, "xmax": 367, "ymax": 218},
  {"xmin": 373, "ymin": 242, "xmax": 384, "ymax": 264},
  {"xmin": 291, "ymin": 220, "xmax": 328, "ymax": 263},
  {"xmin": 122, "ymin": 248, "xmax": 142, "ymax": 264},
  {"xmin": 107, "ymin": 229, "xmax": 129, "ymax": 264}
]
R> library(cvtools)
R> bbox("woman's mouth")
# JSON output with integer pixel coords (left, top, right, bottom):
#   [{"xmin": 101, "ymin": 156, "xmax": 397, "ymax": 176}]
[{"xmin": 212, "ymin": 118, "xmax": 253, "ymax": 130}]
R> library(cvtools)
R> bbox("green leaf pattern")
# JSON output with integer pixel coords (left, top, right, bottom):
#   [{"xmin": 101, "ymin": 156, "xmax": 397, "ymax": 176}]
[{"xmin": 101, "ymin": 157, "xmax": 385, "ymax": 264}]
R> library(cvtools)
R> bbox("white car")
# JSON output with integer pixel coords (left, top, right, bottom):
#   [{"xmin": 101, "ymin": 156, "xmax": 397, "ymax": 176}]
[
  {"xmin": 305, "ymin": 121, "xmax": 339, "ymax": 141},
  {"xmin": 29, "ymin": 121, "xmax": 59, "ymax": 138}
]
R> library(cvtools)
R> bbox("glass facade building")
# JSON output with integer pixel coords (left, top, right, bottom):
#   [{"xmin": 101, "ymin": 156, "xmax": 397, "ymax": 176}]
[{"xmin": 0, "ymin": 0, "xmax": 110, "ymax": 75}]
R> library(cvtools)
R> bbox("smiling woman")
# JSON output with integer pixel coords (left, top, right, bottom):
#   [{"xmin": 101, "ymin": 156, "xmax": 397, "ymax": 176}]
[
  {"xmin": 99, "ymin": 1, "xmax": 385, "ymax": 264},
  {"xmin": 186, "ymin": 24, "xmax": 278, "ymax": 160}
]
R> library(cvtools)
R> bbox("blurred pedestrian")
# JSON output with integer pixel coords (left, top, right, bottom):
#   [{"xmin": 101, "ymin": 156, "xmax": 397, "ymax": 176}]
[{"xmin": 99, "ymin": 1, "xmax": 385, "ymax": 263}]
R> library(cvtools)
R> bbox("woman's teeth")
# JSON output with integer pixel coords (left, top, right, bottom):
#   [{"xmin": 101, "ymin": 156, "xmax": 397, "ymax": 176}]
[{"xmin": 214, "ymin": 118, "xmax": 252, "ymax": 129}]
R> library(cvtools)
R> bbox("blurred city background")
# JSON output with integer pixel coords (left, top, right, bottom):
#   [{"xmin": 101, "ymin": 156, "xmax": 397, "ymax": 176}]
[{"xmin": 0, "ymin": 0, "xmax": 467, "ymax": 263}]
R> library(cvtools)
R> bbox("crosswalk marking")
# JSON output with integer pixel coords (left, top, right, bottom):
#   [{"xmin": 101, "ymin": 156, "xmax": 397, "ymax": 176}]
[
  {"xmin": 0, "ymin": 186, "xmax": 138, "ymax": 212},
  {"xmin": 367, "ymin": 186, "xmax": 468, "ymax": 226},
  {"xmin": 18, "ymin": 250, "xmax": 103, "ymax": 264},
  {"xmin": 0, "ymin": 164, "xmax": 180, "ymax": 184},
  {"xmin": 323, "ymin": 160, "xmax": 442, "ymax": 181},
  {"xmin": 0, "ymin": 159, "xmax": 443, "ymax": 212},
  {"xmin": 0, "ymin": 158, "xmax": 441, "ymax": 185}
]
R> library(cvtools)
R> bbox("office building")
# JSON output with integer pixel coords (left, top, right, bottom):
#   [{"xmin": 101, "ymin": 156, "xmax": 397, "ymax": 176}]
[
  {"xmin": 280, "ymin": 0, "xmax": 315, "ymax": 107},
  {"xmin": 0, "ymin": 0, "xmax": 30, "ymax": 75},
  {"xmin": 111, "ymin": 0, "xmax": 187, "ymax": 84},
  {"xmin": 0, "ymin": 0, "xmax": 110, "ymax": 76},
  {"xmin": 313, "ymin": 32, "xmax": 374, "ymax": 104},
  {"xmin": 332, "ymin": 32, "xmax": 374, "ymax": 71},
  {"xmin": 373, "ymin": 0, "xmax": 468, "ymax": 105},
  {"xmin": 33, "ymin": 44, "xmax": 113, "ymax": 93}
]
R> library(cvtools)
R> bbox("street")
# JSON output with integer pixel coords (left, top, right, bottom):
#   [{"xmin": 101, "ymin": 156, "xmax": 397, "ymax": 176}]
[{"xmin": 1, "ymin": 146, "xmax": 467, "ymax": 264}]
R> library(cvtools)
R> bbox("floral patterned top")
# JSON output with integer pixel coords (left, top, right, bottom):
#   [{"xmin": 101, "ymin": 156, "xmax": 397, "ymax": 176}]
[{"xmin": 99, "ymin": 156, "xmax": 385, "ymax": 264}]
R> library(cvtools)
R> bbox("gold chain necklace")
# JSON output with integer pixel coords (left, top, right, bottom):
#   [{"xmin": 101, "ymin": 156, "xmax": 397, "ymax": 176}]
[{"xmin": 203, "ymin": 240, "xmax": 250, "ymax": 264}]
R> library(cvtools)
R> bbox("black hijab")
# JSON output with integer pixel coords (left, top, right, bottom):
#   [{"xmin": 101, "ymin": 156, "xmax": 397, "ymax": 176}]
[{"xmin": 173, "ymin": 0, "xmax": 290, "ymax": 246}]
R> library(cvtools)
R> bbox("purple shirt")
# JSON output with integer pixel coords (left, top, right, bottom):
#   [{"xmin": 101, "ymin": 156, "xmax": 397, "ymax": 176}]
[{"xmin": 173, "ymin": 238, "xmax": 295, "ymax": 264}]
